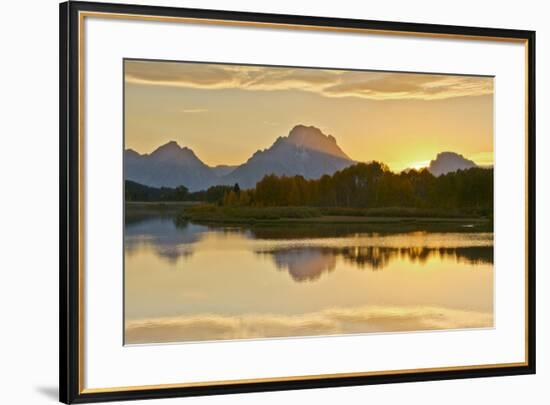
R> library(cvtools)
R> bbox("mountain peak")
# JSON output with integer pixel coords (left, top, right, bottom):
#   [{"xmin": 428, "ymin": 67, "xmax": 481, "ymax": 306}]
[
  {"xmin": 150, "ymin": 141, "xmax": 198, "ymax": 161},
  {"xmin": 155, "ymin": 140, "xmax": 181, "ymax": 151},
  {"xmin": 223, "ymin": 125, "xmax": 354, "ymax": 188},
  {"xmin": 285, "ymin": 125, "xmax": 350, "ymax": 160},
  {"xmin": 428, "ymin": 151, "xmax": 477, "ymax": 176},
  {"xmin": 288, "ymin": 125, "xmax": 334, "ymax": 144}
]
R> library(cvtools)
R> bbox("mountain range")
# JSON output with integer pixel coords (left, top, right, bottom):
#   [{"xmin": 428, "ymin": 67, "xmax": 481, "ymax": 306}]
[{"xmin": 124, "ymin": 125, "xmax": 482, "ymax": 191}]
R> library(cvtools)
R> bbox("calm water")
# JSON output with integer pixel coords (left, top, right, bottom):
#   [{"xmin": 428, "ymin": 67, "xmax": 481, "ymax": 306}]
[{"xmin": 124, "ymin": 210, "xmax": 494, "ymax": 344}]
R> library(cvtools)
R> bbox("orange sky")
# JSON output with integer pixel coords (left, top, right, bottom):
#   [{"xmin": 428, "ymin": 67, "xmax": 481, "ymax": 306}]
[{"xmin": 124, "ymin": 59, "xmax": 493, "ymax": 172}]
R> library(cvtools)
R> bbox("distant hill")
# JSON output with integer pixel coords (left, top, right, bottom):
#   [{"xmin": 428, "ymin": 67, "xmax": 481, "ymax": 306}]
[
  {"xmin": 124, "ymin": 125, "xmax": 355, "ymax": 191},
  {"xmin": 124, "ymin": 141, "xmax": 218, "ymax": 191},
  {"xmin": 428, "ymin": 152, "xmax": 477, "ymax": 176}
]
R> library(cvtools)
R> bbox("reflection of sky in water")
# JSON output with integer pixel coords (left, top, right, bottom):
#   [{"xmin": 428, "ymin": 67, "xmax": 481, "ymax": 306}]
[{"xmin": 124, "ymin": 214, "xmax": 494, "ymax": 343}]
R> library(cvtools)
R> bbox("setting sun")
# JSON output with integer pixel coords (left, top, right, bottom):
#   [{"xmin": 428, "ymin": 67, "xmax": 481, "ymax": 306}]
[{"xmin": 409, "ymin": 160, "xmax": 431, "ymax": 171}]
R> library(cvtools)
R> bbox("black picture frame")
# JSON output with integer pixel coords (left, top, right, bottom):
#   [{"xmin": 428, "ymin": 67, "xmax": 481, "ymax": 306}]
[{"xmin": 60, "ymin": 1, "xmax": 536, "ymax": 403}]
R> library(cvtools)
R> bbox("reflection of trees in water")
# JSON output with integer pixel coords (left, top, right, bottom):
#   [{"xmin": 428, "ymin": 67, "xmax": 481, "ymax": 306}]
[
  {"xmin": 435, "ymin": 246, "xmax": 493, "ymax": 265},
  {"xmin": 338, "ymin": 246, "xmax": 394, "ymax": 270},
  {"xmin": 257, "ymin": 246, "xmax": 493, "ymax": 282},
  {"xmin": 338, "ymin": 246, "xmax": 493, "ymax": 269}
]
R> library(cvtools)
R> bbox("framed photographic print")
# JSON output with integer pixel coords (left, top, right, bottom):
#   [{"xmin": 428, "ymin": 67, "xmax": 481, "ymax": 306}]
[{"xmin": 60, "ymin": 1, "xmax": 536, "ymax": 403}]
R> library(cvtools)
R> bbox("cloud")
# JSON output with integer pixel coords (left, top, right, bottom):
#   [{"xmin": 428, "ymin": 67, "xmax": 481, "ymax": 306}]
[
  {"xmin": 181, "ymin": 108, "xmax": 208, "ymax": 114},
  {"xmin": 125, "ymin": 60, "xmax": 493, "ymax": 101},
  {"xmin": 322, "ymin": 72, "xmax": 493, "ymax": 100},
  {"xmin": 125, "ymin": 305, "xmax": 493, "ymax": 344}
]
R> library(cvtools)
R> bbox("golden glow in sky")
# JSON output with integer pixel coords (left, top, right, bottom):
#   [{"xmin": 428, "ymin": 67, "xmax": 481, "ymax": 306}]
[{"xmin": 124, "ymin": 60, "xmax": 493, "ymax": 172}]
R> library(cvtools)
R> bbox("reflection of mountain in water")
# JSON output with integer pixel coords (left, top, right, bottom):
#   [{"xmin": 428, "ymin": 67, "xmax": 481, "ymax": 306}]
[
  {"xmin": 257, "ymin": 246, "xmax": 493, "ymax": 282},
  {"xmin": 268, "ymin": 249, "xmax": 337, "ymax": 282},
  {"xmin": 125, "ymin": 217, "xmax": 208, "ymax": 263}
]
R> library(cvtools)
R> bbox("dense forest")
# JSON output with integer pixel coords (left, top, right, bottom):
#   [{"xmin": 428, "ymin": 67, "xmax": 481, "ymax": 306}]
[
  {"xmin": 223, "ymin": 162, "xmax": 493, "ymax": 213},
  {"xmin": 126, "ymin": 162, "xmax": 493, "ymax": 213}
]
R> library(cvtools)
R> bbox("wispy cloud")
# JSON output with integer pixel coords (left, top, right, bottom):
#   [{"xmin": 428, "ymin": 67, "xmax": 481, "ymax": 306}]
[
  {"xmin": 125, "ymin": 305, "xmax": 493, "ymax": 344},
  {"xmin": 181, "ymin": 108, "xmax": 209, "ymax": 114},
  {"xmin": 321, "ymin": 73, "xmax": 493, "ymax": 100},
  {"xmin": 125, "ymin": 60, "xmax": 493, "ymax": 101}
]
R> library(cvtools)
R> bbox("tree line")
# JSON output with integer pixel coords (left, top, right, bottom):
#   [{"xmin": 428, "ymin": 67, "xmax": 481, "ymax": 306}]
[
  {"xmin": 221, "ymin": 162, "xmax": 493, "ymax": 212},
  {"xmin": 125, "ymin": 180, "xmax": 233, "ymax": 203}
]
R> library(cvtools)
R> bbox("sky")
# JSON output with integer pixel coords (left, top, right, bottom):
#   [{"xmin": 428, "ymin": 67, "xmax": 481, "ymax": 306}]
[{"xmin": 124, "ymin": 59, "xmax": 493, "ymax": 172}]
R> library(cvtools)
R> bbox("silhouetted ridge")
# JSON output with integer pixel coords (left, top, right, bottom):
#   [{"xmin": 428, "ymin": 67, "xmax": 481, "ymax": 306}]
[{"xmin": 428, "ymin": 151, "xmax": 477, "ymax": 176}]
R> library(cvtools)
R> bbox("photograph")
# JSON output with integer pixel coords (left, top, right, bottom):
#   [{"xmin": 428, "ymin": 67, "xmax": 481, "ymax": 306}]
[{"xmin": 123, "ymin": 59, "xmax": 495, "ymax": 345}]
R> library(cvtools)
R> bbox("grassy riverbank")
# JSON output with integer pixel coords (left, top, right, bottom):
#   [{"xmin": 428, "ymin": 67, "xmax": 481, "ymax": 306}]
[
  {"xmin": 176, "ymin": 204, "xmax": 492, "ymax": 227},
  {"xmin": 125, "ymin": 201, "xmax": 200, "ymax": 225}
]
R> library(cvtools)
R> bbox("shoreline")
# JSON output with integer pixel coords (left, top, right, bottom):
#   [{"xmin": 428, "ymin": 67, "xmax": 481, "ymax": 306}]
[
  {"xmin": 177, "ymin": 215, "xmax": 490, "ymax": 225},
  {"xmin": 125, "ymin": 201, "xmax": 492, "ymax": 231}
]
